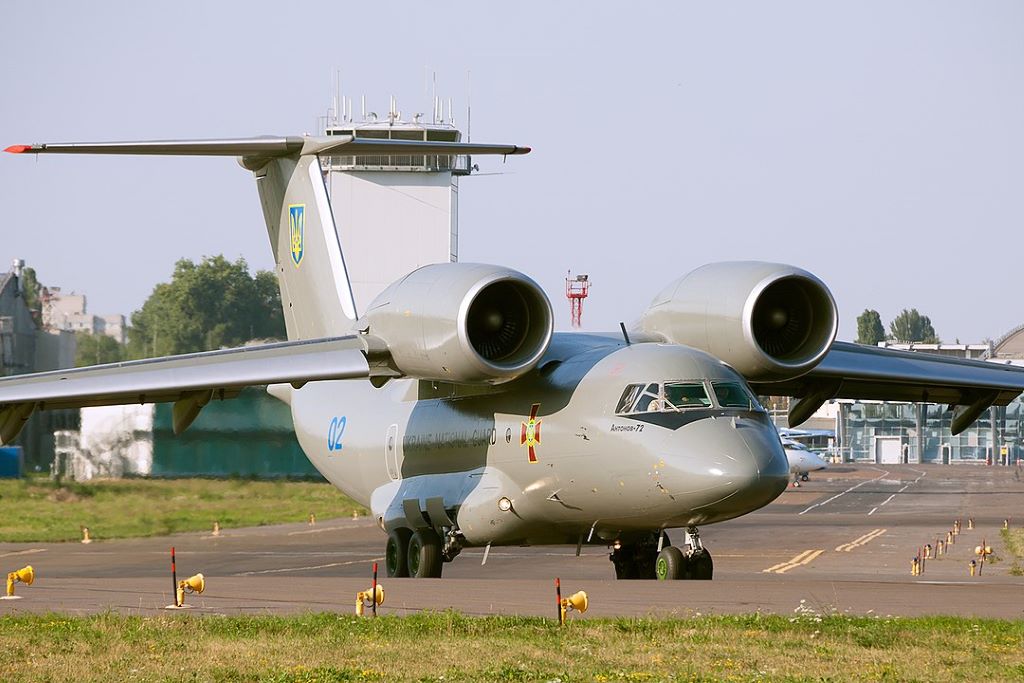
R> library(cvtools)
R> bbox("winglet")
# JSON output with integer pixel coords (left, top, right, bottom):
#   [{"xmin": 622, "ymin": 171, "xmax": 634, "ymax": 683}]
[{"xmin": 4, "ymin": 145, "xmax": 33, "ymax": 154}]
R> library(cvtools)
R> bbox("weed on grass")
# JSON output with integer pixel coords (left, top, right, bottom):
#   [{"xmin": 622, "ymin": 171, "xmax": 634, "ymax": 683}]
[{"xmin": 1002, "ymin": 528, "xmax": 1024, "ymax": 558}]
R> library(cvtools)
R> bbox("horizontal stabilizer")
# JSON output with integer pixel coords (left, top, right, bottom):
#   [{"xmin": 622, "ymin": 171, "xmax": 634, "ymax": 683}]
[
  {"xmin": 5, "ymin": 136, "xmax": 530, "ymax": 159},
  {"xmin": 4, "ymin": 137, "xmax": 305, "ymax": 156}
]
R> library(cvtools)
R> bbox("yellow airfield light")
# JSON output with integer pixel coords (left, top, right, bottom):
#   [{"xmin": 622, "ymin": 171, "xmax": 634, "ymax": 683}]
[
  {"xmin": 559, "ymin": 590, "xmax": 588, "ymax": 624},
  {"xmin": 5, "ymin": 565, "xmax": 34, "ymax": 597},
  {"xmin": 175, "ymin": 573, "xmax": 205, "ymax": 608},
  {"xmin": 356, "ymin": 584, "xmax": 385, "ymax": 616}
]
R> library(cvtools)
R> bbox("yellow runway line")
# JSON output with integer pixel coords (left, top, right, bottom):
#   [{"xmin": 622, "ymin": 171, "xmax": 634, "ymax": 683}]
[
  {"xmin": 835, "ymin": 528, "xmax": 887, "ymax": 552},
  {"xmin": 763, "ymin": 549, "xmax": 825, "ymax": 574}
]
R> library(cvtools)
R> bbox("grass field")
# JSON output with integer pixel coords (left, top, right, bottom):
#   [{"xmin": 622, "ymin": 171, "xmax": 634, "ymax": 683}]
[
  {"xmin": 1, "ymin": 612, "xmax": 1021, "ymax": 682},
  {"xmin": 0, "ymin": 477, "xmax": 366, "ymax": 542},
  {"xmin": 1003, "ymin": 527, "xmax": 1024, "ymax": 575}
]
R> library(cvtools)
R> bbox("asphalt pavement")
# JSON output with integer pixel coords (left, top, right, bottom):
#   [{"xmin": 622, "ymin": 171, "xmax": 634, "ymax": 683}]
[{"xmin": 2, "ymin": 464, "xmax": 1022, "ymax": 619}]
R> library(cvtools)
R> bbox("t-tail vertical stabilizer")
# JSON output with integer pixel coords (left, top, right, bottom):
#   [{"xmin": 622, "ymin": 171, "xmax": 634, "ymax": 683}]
[{"xmin": 247, "ymin": 152, "xmax": 358, "ymax": 340}]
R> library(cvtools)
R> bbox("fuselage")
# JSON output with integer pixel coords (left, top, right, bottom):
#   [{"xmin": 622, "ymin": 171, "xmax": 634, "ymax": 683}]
[{"xmin": 272, "ymin": 333, "xmax": 790, "ymax": 547}]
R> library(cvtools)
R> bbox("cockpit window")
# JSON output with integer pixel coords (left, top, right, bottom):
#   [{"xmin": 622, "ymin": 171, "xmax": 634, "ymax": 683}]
[
  {"xmin": 712, "ymin": 381, "xmax": 760, "ymax": 409},
  {"xmin": 615, "ymin": 383, "xmax": 661, "ymax": 414},
  {"xmin": 616, "ymin": 380, "xmax": 762, "ymax": 415},
  {"xmin": 663, "ymin": 382, "xmax": 712, "ymax": 410}
]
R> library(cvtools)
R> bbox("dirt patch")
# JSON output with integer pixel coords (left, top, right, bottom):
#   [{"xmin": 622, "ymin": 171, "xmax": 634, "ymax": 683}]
[{"xmin": 46, "ymin": 488, "xmax": 82, "ymax": 503}]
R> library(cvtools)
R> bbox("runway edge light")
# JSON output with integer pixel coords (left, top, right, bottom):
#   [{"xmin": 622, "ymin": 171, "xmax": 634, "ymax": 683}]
[
  {"xmin": 356, "ymin": 584, "xmax": 384, "ymax": 616},
  {"xmin": 176, "ymin": 573, "xmax": 205, "ymax": 608},
  {"xmin": 556, "ymin": 577, "xmax": 588, "ymax": 625},
  {"xmin": 5, "ymin": 565, "xmax": 34, "ymax": 598}
]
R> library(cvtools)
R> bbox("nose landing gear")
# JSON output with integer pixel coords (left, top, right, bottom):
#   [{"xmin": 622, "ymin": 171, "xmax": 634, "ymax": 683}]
[{"xmin": 612, "ymin": 526, "xmax": 714, "ymax": 581}]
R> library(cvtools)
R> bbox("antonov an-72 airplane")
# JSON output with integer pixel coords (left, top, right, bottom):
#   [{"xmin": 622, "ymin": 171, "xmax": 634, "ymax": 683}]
[{"xmin": 5, "ymin": 135, "xmax": 1024, "ymax": 581}]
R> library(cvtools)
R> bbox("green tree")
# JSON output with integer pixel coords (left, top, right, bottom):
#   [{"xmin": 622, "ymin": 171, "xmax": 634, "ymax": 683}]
[
  {"xmin": 889, "ymin": 308, "xmax": 940, "ymax": 343},
  {"xmin": 19, "ymin": 266, "xmax": 43, "ymax": 327},
  {"xmin": 127, "ymin": 256, "xmax": 285, "ymax": 359},
  {"xmin": 855, "ymin": 309, "xmax": 885, "ymax": 346},
  {"xmin": 75, "ymin": 331, "xmax": 126, "ymax": 367}
]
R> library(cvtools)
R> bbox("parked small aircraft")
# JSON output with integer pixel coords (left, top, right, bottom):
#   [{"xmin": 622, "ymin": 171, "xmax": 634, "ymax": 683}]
[
  {"xmin": 4, "ymin": 135, "xmax": 1024, "ymax": 581},
  {"xmin": 780, "ymin": 438, "xmax": 829, "ymax": 482}
]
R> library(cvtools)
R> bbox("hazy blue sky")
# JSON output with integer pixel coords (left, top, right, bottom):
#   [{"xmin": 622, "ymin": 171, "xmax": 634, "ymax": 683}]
[{"xmin": 2, "ymin": 1, "xmax": 1022, "ymax": 342}]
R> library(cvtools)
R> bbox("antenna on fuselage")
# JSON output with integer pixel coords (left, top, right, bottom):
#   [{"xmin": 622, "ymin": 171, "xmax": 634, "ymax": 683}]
[{"xmin": 619, "ymin": 322, "xmax": 631, "ymax": 345}]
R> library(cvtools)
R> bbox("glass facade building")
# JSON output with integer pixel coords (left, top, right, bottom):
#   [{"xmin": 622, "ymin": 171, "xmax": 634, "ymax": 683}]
[
  {"xmin": 836, "ymin": 397, "xmax": 1023, "ymax": 464},
  {"xmin": 828, "ymin": 336, "xmax": 1024, "ymax": 464}
]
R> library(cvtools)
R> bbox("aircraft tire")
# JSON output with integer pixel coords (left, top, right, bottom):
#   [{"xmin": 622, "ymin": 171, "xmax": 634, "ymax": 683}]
[
  {"xmin": 385, "ymin": 528, "xmax": 412, "ymax": 578},
  {"xmin": 688, "ymin": 548, "xmax": 713, "ymax": 580},
  {"xmin": 408, "ymin": 528, "xmax": 443, "ymax": 578},
  {"xmin": 655, "ymin": 546, "xmax": 685, "ymax": 580}
]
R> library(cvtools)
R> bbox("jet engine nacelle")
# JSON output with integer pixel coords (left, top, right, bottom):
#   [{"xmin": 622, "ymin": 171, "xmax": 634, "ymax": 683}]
[
  {"xmin": 640, "ymin": 262, "xmax": 838, "ymax": 381},
  {"xmin": 362, "ymin": 263, "xmax": 554, "ymax": 384}
]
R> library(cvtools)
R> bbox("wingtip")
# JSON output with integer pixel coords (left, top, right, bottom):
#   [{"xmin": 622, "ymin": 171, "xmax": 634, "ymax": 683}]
[
  {"xmin": 4, "ymin": 145, "xmax": 31, "ymax": 154},
  {"xmin": 518, "ymin": 146, "xmax": 532, "ymax": 155}
]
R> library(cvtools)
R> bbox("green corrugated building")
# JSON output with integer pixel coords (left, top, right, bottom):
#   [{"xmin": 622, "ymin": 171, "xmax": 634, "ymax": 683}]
[{"xmin": 150, "ymin": 387, "xmax": 322, "ymax": 479}]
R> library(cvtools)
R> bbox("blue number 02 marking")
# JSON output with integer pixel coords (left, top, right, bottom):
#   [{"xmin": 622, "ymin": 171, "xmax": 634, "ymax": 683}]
[{"xmin": 327, "ymin": 416, "xmax": 347, "ymax": 452}]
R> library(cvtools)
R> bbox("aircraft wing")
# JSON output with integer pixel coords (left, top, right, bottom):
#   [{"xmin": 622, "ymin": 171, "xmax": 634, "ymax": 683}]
[
  {"xmin": 0, "ymin": 336, "xmax": 370, "ymax": 443},
  {"xmin": 752, "ymin": 341, "xmax": 1024, "ymax": 434}
]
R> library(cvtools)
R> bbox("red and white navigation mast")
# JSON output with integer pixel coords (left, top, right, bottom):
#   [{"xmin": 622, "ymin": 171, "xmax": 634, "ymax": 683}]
[{"xmin": 565, "ymin": 271, "xmax": 590, "ymax": 328}]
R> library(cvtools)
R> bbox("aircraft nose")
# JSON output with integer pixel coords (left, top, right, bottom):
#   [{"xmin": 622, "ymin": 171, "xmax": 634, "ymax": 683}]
[{"xmin": 664, "ymin": 415, "xmax": 788, "ymax": 522}]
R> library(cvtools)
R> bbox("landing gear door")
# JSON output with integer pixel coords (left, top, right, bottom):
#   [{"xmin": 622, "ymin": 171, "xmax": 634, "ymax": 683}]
[{"xmin": 386, "ymin": 424, "xmax": 402, "ymax": 480}]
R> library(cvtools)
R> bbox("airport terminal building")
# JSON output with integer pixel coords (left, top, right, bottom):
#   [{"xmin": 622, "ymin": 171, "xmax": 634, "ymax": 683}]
[{"xmin": 832, "ymin": 330, "xmax": 1024, "ymax": 464}]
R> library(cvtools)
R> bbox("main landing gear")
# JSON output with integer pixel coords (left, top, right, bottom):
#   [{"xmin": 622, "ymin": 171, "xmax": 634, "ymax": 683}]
[
  {"xmin": 610, "ymin": 527, "xmax": 713, "ymax": 580},
  {"xmin": 385, "ymin": 527, "xmax": 462, "ymax": 578}
]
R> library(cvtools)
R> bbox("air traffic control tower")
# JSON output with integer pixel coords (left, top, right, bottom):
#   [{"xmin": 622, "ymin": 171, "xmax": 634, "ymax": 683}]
[{"xmin": 319, "ymin": 97, "xmax": 472, "ymax": 312}]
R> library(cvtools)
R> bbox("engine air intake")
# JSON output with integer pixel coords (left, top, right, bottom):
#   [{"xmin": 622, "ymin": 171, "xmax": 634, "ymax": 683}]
[
  {"xmin": 751, "ymin": 276, "xmax": 835, "ymax": 364},
  {"xmin": 640, "ymin": 262, "xmax": 839, "ymax": 381},
  {"xmin": 467, "ymin": 281, "xmax": 540, "ymax": 363},
  {"xmin": 363, "ymin": 263, "xmax": 553, "ymax": 384}
]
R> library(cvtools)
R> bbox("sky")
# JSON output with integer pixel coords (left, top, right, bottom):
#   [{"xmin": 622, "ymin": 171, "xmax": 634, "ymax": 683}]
[{"xmin": 2, "ymin": 1, "xmax": 1022, "ymax": 343}]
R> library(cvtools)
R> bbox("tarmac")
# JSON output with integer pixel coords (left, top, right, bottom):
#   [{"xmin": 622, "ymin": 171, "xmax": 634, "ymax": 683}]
[{"xmin": 2, "ymin": 464, "xmax": 1022, "ymax": 619}]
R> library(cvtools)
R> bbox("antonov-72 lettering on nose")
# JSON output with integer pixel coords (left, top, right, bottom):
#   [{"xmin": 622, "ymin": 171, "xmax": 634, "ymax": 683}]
[{"xmin": 5, "ymin": 135, "xmax": 1024, "ymax": 581}]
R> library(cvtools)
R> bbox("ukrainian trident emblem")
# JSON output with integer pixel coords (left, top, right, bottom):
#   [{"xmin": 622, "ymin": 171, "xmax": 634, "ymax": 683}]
[{"xmin": 289, "ymin": 204, "xmax": 305, "ymax": 267}]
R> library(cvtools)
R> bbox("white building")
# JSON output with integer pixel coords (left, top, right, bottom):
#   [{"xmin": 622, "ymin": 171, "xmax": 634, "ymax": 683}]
[
  {"xmin": 320, "ymin": 97, "xmax": 470, "ymax": 310},
  {"xmin": 42, "ymin": 287, "xmax": 127, "ymax": 344}
]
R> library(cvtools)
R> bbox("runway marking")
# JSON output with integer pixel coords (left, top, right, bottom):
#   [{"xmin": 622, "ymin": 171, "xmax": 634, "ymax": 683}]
[
  {"xmin": 0, "ymin": 548, "xmax": 46, "ymax": 559},
  {"xmin": 232, "ymin": 557, "xmax": 384, "ymax": 576},
  {"xmin": 836, "ymin": 528, "xmax": 887, "ymax": 552},
  {"xmin": 762, "ymin": 549, "xmax": 825, "ymax": 574},
  {"xmin": 868, "ymin": 470, "xmax": 926, "ymax": 515},
  {"xmin": 798, "ymin": 469, "xmax": 890, "ymax": 515}
]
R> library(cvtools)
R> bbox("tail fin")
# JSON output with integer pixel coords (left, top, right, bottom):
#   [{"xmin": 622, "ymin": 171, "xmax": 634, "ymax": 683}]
[
  {"xmin": 7, "ymin": 136, "xmax": 530, "ymax": 340},
  {"xmin": 253, "ymin": 153, "xmax": 359, "ymax": 339}
]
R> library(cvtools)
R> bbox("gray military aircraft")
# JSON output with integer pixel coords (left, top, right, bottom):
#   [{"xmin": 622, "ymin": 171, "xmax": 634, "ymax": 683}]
[{"xmin": 5, "ymin": 136, "xmax": 1024, "ymax": 581}]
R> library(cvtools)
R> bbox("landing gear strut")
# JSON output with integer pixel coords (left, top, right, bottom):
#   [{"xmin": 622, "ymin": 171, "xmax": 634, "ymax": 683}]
[{"xmin": 682, "ymin": 526, "xmax": 713, "ymax": 580}]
